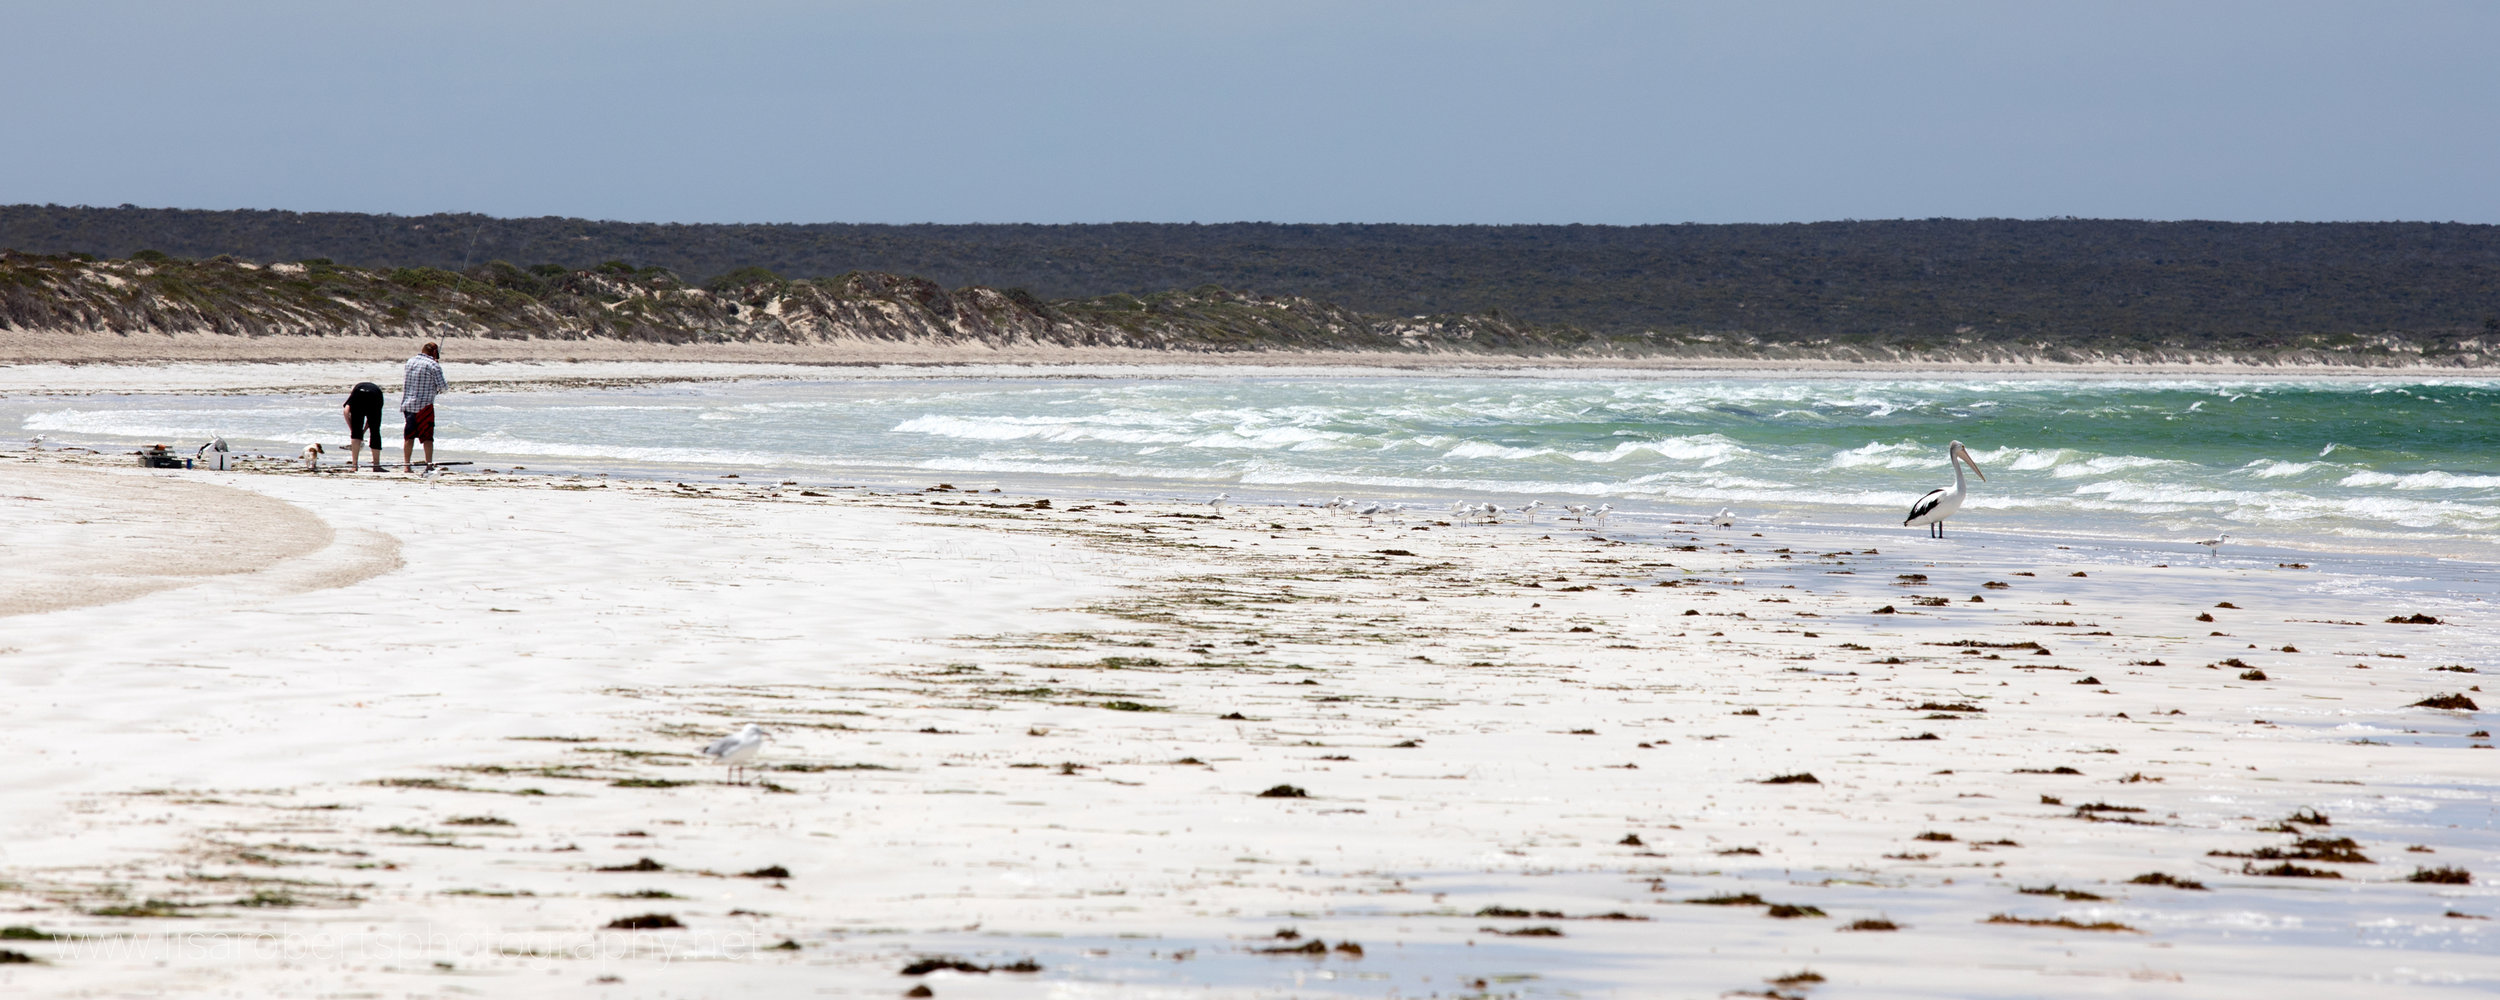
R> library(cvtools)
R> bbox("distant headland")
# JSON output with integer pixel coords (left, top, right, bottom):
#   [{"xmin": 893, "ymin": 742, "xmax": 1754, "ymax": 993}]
[{"xmin": 3, "ymin": 206, "xmax": 2495, "ymax": 367}]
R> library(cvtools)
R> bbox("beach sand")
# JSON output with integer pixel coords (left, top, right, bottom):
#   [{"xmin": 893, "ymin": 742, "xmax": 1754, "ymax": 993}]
[{"xmin": 1, "ymin": 446, "xmax": 2494, "ymax": 997}]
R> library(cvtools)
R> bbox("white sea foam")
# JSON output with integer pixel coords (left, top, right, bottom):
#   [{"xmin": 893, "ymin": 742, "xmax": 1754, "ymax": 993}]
[
  {"xmin": 11, "ymin": 372, "xmax": 2499, "ymax": 561},
  {"xmin": 1443, "ymin": 441, "xmax": 1555, "ymax": 460},
  {"xmin": 891, "ymin": 413, "xmax": 1192, "ymax": 445},
  {"xmin": 2049, "ymin": 454, "xmax": 2182, "ymax": 478},
  {"xmin": 1183, "ymin": 425, "xmax": 1354, "ymax": 451},
  {"xmin": 1978, "ymin": 447, "xmax": 2078, "ymax": 472},
  {"xmin": 2339, "ymin": 470, "xmax": 2500, "ymax": 490},
  {"xmin": 1826, "ymin": 441, "xmax": 1932, "ymax": 470},
  {"xmin": 1560, "ymin": 434, "xmax": 1745, "ymax": 465}
]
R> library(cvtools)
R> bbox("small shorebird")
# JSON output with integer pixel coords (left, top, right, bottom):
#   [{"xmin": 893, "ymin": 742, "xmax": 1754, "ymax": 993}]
[
  {"xmin": 702, "ymin": 723, "xmax": 771, "ymax": 784},
  {"xmin": 1905, "ymin": 440, "xmax": 1987, "ymax": 538},
  {"xmin": 2195, "ymin": 532, "xmax": 2230, "ymax": 560}
]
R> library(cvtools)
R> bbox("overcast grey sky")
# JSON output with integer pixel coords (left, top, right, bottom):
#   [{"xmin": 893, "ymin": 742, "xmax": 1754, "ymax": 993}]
[{"xmin": 4, "ymin": 1, "xmax": 2495, "ymax": 224}]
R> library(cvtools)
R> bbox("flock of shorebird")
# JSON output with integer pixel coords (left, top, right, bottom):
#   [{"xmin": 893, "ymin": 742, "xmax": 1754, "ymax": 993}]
[
  {"xmin": 1298, "ymin": 495, "xmax": 1628, "ymax": 526},
  {"xmin": 31, "ymin": 431, "xmax": 2231, "ymax": 560},
  {"xmin": 1193, "ymin": 441, "xmax": 1999, "ymax": 536},
  {"xmin": 1195, "ymin": 492, "xmax": 1642, "ymax": 526},
  {"xmin": 1185, "ymin": 440, "xmax": 2236, "ymax": 556}
]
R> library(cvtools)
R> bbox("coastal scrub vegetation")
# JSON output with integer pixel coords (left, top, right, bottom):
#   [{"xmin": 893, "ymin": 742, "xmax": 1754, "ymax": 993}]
[
  {"xmin": 0, "ymin": 250, "xmax": 1596, "ymax": 355},
  {"xmin": 5, "ymin": 206, "xmax": 2500, "ymax": 363}
]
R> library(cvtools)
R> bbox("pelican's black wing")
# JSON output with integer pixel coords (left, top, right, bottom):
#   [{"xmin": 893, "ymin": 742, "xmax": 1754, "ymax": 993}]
[{"xmin": 1904, "ymin": 488, "xmax": 1948, "ymax": 525}]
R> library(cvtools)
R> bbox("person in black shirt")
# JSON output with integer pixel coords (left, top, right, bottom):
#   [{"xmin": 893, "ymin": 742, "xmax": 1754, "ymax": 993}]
[{"xmin": 343, "ymin": 381, "xmax": 386, "ymax": 471}]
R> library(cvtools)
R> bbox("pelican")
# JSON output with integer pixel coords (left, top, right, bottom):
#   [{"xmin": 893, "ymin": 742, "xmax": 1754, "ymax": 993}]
[
  {"xmin": 1904, "ymin": 440, "xmax": 1986, "ymax": 538},
  {"xmin": 1710, "ymin": 507, "xmax": 1735, "ymax": 528},
  {"xmin": 702, "ymin": 723, "xmax": 772, "ymax": 784},
  {"xmin": 2195, "ymin": 532, "xmax": 2229, "ymax": 560}
]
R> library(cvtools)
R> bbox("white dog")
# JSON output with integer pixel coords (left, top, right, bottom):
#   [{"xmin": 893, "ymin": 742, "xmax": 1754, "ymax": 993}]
[{"xmin": 301, "ymin": 443, "xmax": 324, "ymax": 471}]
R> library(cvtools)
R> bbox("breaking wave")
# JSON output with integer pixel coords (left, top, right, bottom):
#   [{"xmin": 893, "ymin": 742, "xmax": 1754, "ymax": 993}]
[{"xmin": 8, "ymin": 372, "xmax": 2499, "ymax": 554}]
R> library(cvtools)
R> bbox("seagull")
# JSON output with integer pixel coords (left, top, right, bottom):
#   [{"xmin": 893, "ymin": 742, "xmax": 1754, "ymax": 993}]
[
  {"xmin": 24, "ymin": 435, "xmax": 41, "ymax": 451},
  {"xmin": 1482, "ymin": 503, "xmax": 1509, "ymax": 522},
  {"xmin": 1206, "ymin": 492, "xmax": 1229, "ymax": 511},
  {"xmin": 702, "ymin": 723, "xmax": 771, "ymax": 785},
  {"xmin": 1591, "ymin": 503, "xmax": 1615, "ymax": 526},
  {"xmin": 1904, "ymin": 440, "xmax": 1987, "ymax": 538},
  {"xmin": 1563, "ymin": 503, "xmax": 1593, "ymax": 522},
  {"xmin": 1710, "ymin": 507, "xmax": 1735, "ymax": 528},
  {"xmin": 1520, "ymin": 500, "xmax": 1545, "ymax": 521},
  {"xmin": 1355, "ymin": 501, "xmax": 1406, "ymax": 521},
  {"xmin": 2195, "ymin": 532, "xmax": 2230, "ymax": 560}
]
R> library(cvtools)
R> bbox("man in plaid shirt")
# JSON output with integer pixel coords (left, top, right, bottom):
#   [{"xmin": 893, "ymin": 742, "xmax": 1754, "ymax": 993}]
[{"xmin": 400, "ymin": 341, "xmax": 447, "ymax": 472}]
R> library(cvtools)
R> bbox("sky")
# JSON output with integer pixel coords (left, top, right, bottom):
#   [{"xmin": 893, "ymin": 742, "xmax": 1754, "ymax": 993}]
[{"xmin": 3, "ymin": 1, "xmax": 2496, "ymax": 225}]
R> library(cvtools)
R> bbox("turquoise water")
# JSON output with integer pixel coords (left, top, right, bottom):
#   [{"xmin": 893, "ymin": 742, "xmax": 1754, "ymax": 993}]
[{"xmin": 12, "ymin": 373, "xmax": 2498, "ymax": 555}]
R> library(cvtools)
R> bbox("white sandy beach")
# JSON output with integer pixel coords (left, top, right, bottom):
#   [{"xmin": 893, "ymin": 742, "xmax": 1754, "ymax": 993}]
[{"xmin": 2, "ymin": 434, "xmax": 2496, "ymax": 997}]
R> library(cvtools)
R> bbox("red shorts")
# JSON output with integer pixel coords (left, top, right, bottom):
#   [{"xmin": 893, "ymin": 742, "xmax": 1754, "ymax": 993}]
[{"xmin": 403, "ymin": 405, "xmax": 435, "ymax": 443}]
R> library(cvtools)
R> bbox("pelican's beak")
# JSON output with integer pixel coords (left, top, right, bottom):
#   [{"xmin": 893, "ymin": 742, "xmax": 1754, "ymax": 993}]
[{"xmin": 1963, "ymin": 450, "xmax": 1987, "ymax": 481}]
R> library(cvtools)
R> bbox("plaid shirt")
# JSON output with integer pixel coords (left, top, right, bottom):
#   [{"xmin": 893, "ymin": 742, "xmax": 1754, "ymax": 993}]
[{"xmin": 401, "ymin": 355, "xmax": 447, "ymax": 413}]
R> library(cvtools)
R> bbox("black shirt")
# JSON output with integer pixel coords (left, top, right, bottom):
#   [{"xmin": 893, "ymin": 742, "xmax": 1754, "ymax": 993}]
[{"xmin": 346, "ymin": 382, "xmax": 385, "ymax": 413}]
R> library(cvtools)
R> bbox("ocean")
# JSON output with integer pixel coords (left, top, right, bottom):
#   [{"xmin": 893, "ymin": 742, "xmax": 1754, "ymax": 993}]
[{"xmin": 9, "ymin": 368, "xmax": 2498, "ymax": 560}]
